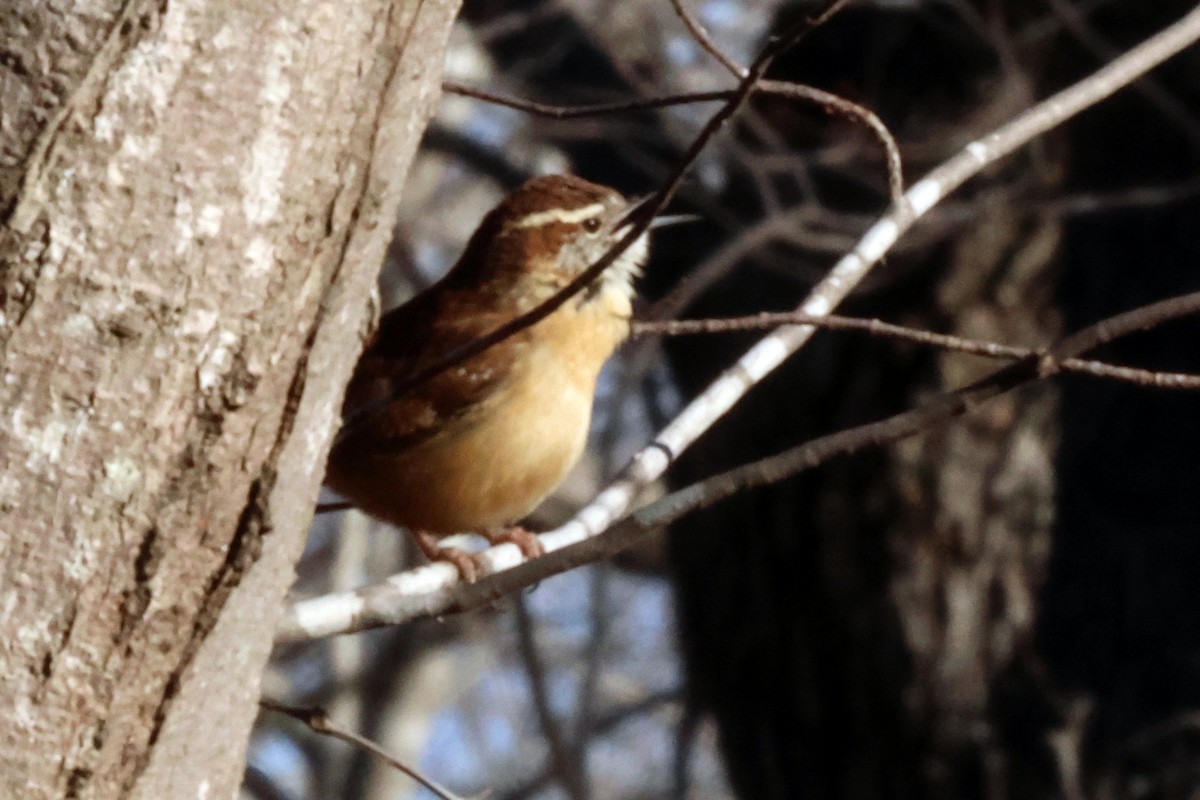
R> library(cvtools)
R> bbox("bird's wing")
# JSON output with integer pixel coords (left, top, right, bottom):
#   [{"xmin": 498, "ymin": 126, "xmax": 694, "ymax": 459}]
[{"xmin": 334, "ymin": 288, "xmax": 527, "ymax": 455}]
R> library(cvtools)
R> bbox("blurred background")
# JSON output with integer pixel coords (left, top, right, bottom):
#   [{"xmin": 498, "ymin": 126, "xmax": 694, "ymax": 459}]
[{"xmin": 246, "ymin": 1, "xmax": 1200, "ymax": 798}]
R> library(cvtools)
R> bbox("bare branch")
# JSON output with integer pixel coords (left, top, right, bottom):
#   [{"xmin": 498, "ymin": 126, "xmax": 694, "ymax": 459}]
[
  {"xmin": 441, "ymin": 80, "xmax": 727, "ymax": 117},
  {"xmin": 279, "ymin": 6, "xmax": 1200, "ymax": 643},
  {"xmin": 442, "ymin": 78, "xmax": 903, "ymax": 203},
  {"xmin": 260, "ymin": 699, "xmax": 482, "ymax": 800},
  {"xmin": 669, "ymin": 0, "xmax": 746, "ymax": 77},
  {"xmin": 410, "ymin": 290, "xmax": 1200, "ymax": 614},
  {"xmin": 634, "ymin": 312, "xmax": 1200, "ymax": 389},
  {"xmin": 1044, "ymin": 0, "xmax": 1200, "ymax": 149},
  {"xmin": 513, "ymin": 599, "xmax": 586, "ymax": 799},
  {"xmin": 339, "ymin": 2, "xmax": 849, "ymax": 441},
  {"xmin": 496, "ymin": 690, "xmax": 681, "ymax": 800},
  {"xmin": 758, "ymin": 79, "xmax": 904, "ymax": 202}
]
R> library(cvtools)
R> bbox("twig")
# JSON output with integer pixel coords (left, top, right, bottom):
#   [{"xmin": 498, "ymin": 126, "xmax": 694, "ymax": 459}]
[
  {"xmin": 442, "ymin": 78, "xmax": 903, "ymax": 203},
  {"xmin": 671, "ymin": 704, "xmax": 702, "ymax": 800},
  {"xmin": 496, "ymin": 690, "xmax": 680, "ymax": 800},
  {"xmin": 278, "ymin": 6, "xmax": 1200, "ymax": 642},
  {"xmin": 412, "ymin": 290, "xmax": 1200, "ymax": 612},
  {"xmin": 442, "ymin": 80, "xmax": 727, "ymax": 117},
  {"xmin": 281, "ymin": 292, "xmax": 1200, "ymax": 641},
  {"xmin": 642, "ymin": 204, "xmax": 860, "ymax": 324},
  {"xmin": 759, "ymin": 79, "xmax": 904, "ymax": 202},
  {"xmin": 513, "ymin": 599, "xmax": 585, "ymax": 799},
  {"xmin": 339, "ymin": 2, "xmax": 848, "ymax": 441},
  {"xmin": 572, "ymin": 566, "xmax": 612, "ymax": 749},
  {"xmin": 642, "ymin": 170, "xmax": 1200, "ymax": 324},
  {"xmin": 1044, "ymin": 0, "xmax": 1200, "ymax": 149},
  {"xmin": 634, "ymin": 312, "xmax": 1200, "ymax": 389},
  {"xmin": 668, "ymin": 0, "xmax": 746, "ymax": 77},
  {"xmin": 260, "ymin": 699, "xmax": 482, "ymax": 800}
]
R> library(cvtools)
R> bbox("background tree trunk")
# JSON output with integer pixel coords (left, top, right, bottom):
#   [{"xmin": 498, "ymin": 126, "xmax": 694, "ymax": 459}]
[
  {"xmin": 666, "ymin": 3, "xmax": 1200, "ymax": 799},
  {"xmin": 0, "ymin": 1, "xmax": 459, "ymax": 797}
]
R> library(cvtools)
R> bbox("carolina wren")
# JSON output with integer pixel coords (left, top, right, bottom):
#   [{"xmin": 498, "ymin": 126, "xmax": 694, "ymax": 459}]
[{"xmin": 325, "ymin": 175, "xmax": 656, "ymax": 580}]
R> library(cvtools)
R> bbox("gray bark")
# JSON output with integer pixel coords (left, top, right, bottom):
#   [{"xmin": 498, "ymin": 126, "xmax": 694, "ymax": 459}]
[{"xmin": 0, "ymin": 1, "xmax": 460, "ymax": 797}]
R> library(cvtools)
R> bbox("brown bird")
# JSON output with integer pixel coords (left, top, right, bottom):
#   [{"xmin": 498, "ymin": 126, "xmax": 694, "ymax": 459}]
[{"xmin": 325, "ymin": 175, "xmax": 665, "ymax": 581}]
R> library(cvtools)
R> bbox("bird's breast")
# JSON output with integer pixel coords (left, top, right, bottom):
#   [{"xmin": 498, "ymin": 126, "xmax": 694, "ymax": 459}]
[{"xmin": 333, "ymin": 301, "xmax": 629, "ymax": 535}]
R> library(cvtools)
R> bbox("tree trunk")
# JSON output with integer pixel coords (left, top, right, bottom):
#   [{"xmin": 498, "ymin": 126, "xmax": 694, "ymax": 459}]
[
  {"xmin": 0, "ymin": 1, "xmax": 459, "ymax": 797},
  {"xmin": 665, "ymin": 6, "xmax": 1065, "ymax": 798}
]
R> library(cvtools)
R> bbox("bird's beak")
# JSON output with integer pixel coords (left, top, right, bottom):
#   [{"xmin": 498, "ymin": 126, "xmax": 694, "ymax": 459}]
[
  {"xmin": 649, "ymin": 213, "xmax": 701, "ymax": 229},
  {"xmin": 618, "ymin": 193, "xmax": 701, "ymax": 232},
  {"xmin": 618, "ymin": 193, "xmax": 655, "ymax": 229}
]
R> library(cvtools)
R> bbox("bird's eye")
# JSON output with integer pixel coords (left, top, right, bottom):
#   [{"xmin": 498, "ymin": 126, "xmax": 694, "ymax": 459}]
[{"xmin": 582, "ymin": 216, "xmax": 602, "ymax": 233}]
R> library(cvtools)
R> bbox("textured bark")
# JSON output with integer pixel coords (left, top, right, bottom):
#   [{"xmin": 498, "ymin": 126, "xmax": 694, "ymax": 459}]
[{"xmin": 0, "ymin": 0, "xmax": 459, "ymax": 797}]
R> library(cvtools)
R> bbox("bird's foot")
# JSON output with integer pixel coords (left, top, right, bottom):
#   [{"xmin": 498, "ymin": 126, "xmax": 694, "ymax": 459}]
[
  {"xmin": 412, "ymin": 529, "xmax": 485, "ymax": 583},
  {"xmin": 481, "ymin": 525, "xmax": 545, "ymax": 560},
  {"xmin": 410, "ymin": 527, "xmax": 544, "ymax": 583}
]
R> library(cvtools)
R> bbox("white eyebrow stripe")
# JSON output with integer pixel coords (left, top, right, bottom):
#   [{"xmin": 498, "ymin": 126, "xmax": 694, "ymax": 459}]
[{"xmin": 509, "ymin": 203, "xmax": 606, "ymax": 229}]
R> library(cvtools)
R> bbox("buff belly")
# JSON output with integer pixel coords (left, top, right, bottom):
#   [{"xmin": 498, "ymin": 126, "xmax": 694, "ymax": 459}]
[
  {"xmin": 333, "ymin": 346, "xmax": 595, "ymax": 535},
  {"xmin": 328, "ymin": 294, "xmax": 629, "ymax": 535}
]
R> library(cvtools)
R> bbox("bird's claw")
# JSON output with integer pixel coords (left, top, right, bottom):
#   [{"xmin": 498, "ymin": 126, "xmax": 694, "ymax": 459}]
[{"xmin": 482, "ymin": 525, "xmax": 544, "ymax": 560}]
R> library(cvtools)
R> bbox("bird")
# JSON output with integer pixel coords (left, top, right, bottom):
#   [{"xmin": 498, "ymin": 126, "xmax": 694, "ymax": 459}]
[{"xmin": 324, "ymin": 174, "xmax": 670, "ymax": 581}]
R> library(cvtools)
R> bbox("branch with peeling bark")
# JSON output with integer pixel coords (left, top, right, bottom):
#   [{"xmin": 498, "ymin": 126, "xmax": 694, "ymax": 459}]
[{"xmin": 278, "ymin": 5, "xmax": 1200, "ymax": 643}]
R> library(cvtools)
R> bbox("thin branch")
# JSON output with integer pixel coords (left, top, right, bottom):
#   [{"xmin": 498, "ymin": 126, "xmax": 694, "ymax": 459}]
[
  {"xmin": 496, "ymin": 690, "xmax": 681, "ymax": 800},
  {"xmin": 1044, "ymin": 0, "xmax": 1200, "ymax": 150},
  {"xmin": 419, "ymin": 290, "xmax": 1200, "ymax": 614},
  {"xmin": 260, "ymin": 699, "xmax": 481, "ymax": 800},
  {"xmin": 442, "ymin": 80, "xmax": 727, "ymax": 117},
  {"xmin": 759, "ymin": 79, "xmax": 904, "ymax": 202},
  {"xmin": 668, "ymin": 0, "xmax": 746, "ymax": 77},
  {"xmin": 278, "ymin": 7, "xmax": 1200, "ymax": 643},
  {"xmin": 572, "ymin": 566, "xmax": 612, "ymax": 748},
  {"xmin": 339, "ymin": 3, "xmax": 848, "ymax": 441},
  {"xmin": 281, "ymin": 298, "xmax": 1200, "ymax": 641},
  {"xmin": 639, "ymin": 173, "xmax": 1200, "ymax": 322},
  {"xmin": 442, "ymin": 78, "xmax": 903, "ymax": 202},
  {"xmin": 513, "ymin": 599, "xmax": 585, "ymax": 799},
  {"xmin": 671, "ymin": 704, "xmax": 703, "ymax": 800},
  {"xmin": 634, "ymin": 312, "xmax": 1200, "ymax": 389},
  {"xmin": 1037, "ymin": 175, "xmax": 1200, "ymax": 216},
  {"xmin": 642, "ymin": 203, "xmax": 860, "ymax": 325}
]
